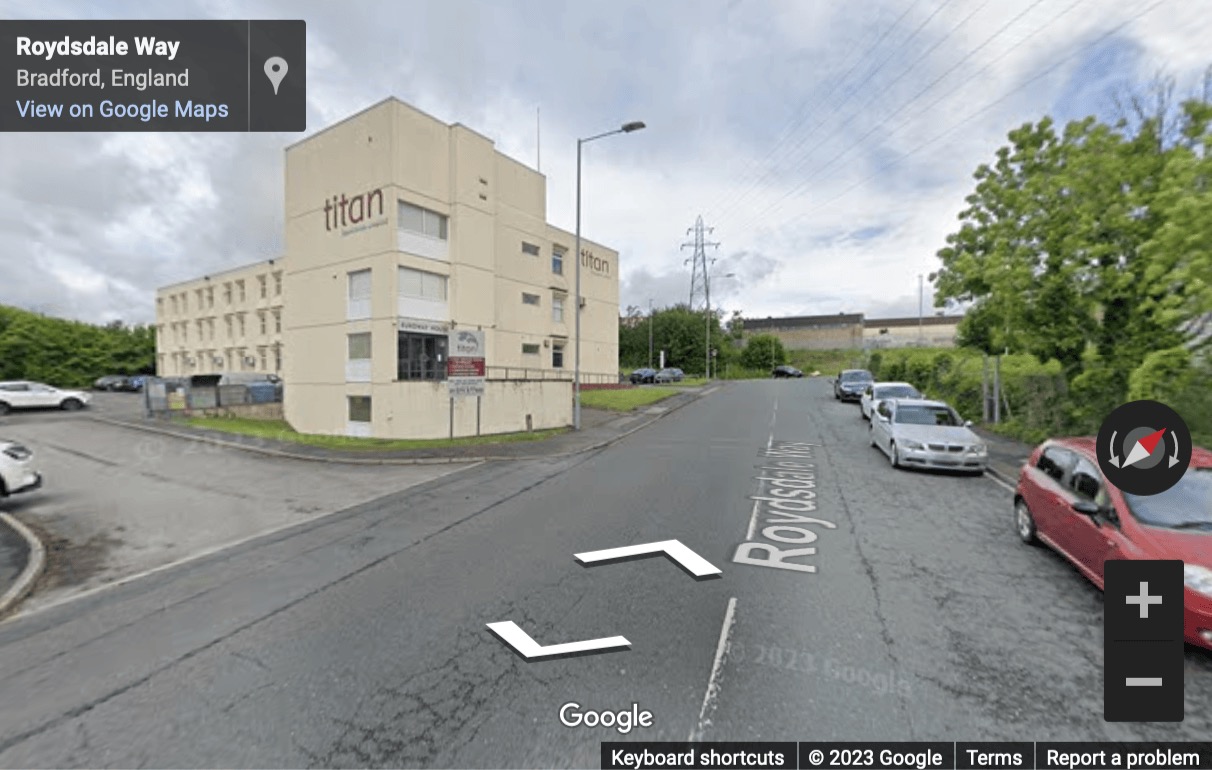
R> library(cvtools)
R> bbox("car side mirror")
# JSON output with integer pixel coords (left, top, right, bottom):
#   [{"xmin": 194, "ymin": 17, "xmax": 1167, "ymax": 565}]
[
  {"xmin": 1071, "ymin": 500, "xmax": 1100, "ymax": 517},
  {"xmin": 963, "ymin": 420, "xmax": 973, "ymax": 428}
]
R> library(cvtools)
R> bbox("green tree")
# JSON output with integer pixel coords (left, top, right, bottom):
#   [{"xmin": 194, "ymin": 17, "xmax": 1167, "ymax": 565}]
[
  {"xmin": 0, "ymin": 305, "xmax": 156, "ymax": 386},
  {"xmin": 740, "ymin": 334, "xmax": 785, "ymax": 370}
]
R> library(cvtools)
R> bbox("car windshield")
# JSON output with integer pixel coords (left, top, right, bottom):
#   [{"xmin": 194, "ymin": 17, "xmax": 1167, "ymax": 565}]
[
  {"xmin": 1122, "ymin": 468, "xmax": 1212, "ymax": 530},
  {"xmin": 877, "ymin": 385, "xmax": 920, "ymax": 399},
  {"xmin": 895, "ymin": 405, "xmax": 960, "ymax": 426},
  {"xmin": 841, "ymin": 371, "xmax": 871, "ymax": 382}
]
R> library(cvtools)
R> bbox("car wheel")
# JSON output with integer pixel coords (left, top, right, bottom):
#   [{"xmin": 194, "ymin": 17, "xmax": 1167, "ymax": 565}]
[
  {"xmin": 1015, "ymin": 499, "xmax": 1039, "ymax": 545},
  {"xmin": 868, "ymin": 424, "xmax": 876, "ymax": 447},
  {"xmin": 0, "ymin": 401, "xmax": 9, "ymax": 415},
  {"xmin": 60, "ymin": 398, "xmax": 83, "ymax": 411},
  {"xmin": 889, "ymin": 442, "xmax": 900, "ymax": 469}
]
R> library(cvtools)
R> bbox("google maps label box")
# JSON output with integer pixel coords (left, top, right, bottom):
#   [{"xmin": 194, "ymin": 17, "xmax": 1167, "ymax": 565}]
[{"xmin": 1, "ymin": 20, "xmax": 305, "ymax": 131}]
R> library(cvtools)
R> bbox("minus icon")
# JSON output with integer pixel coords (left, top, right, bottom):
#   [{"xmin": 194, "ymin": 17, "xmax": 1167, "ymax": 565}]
[{"xmin": 1125, "ymin": 678, "xmax": 1163, "ymax": 686}]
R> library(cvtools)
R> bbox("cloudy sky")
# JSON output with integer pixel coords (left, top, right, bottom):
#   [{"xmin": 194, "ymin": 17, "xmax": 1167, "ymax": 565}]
[{"xmin": 3, "ymin": 0, "xmax": 1210, "ymax": 326}]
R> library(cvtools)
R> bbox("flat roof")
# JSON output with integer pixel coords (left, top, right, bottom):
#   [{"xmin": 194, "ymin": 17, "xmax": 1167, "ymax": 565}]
[
  {"xmin": 157, "ymin": 257, "xmax": 283, "ymax": 292},
  {"xmin": 744, "ymin": 313, "xmax": 864, "ymax": 329},
  {"xmin": 865, "ymin": 315, "xmax": 962, "ymax": 328}
]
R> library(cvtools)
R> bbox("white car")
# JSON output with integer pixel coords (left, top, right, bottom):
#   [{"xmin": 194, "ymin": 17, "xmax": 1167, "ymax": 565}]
[
  {"xmin": 0, "ymin": 381, "xmax": 92, "ymax": 415},
  {"xmin": 870, "ymin": 398, "xmax": 987, "ymax": 474},
  {"xmin": 0, "ymin": 439, "xmax": 41, "ymax": 498},
  {"xmin": 860, "ymin": 381, "xmax": 922, "ymax": 420}
]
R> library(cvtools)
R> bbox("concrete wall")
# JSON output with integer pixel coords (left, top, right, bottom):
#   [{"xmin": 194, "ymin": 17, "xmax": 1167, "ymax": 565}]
[{"xmin": 745, "ymin": 323, "xmax": 863, "ymax": 351}]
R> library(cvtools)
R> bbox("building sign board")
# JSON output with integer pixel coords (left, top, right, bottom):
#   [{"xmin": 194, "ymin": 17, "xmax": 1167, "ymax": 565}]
[
  {"xmin": 447, "ymin": 330, "xmax": 485, "ymax": 397},
  {"xmin": 398, "ymin": 317, "xmax": 450, "ymax": 335}
]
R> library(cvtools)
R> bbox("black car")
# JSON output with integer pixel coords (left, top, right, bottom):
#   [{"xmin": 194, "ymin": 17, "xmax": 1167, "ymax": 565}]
[
  {"xmin": 629, "ymin": 368, "xmax": 657, "ymax": 384},
  {"xmin": 772, "ymin": 365, "xmax": 803, "ymax": 378},
  {"xmin": 834, "ymin": 369, "xmax": 874, "ymax": 401}
]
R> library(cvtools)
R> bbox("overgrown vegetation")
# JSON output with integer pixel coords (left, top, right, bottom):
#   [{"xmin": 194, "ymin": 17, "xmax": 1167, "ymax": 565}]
[
  {"xmin": 0, "ymin": 305, "xmax": 155, "ymax": 387},
  {"xmin": 183, "ymin": 416, "xmax": 566, "ymax": 450},
  {"xmin": 579, "ymin": 387, "xmax": 679, "ymax": 411}
]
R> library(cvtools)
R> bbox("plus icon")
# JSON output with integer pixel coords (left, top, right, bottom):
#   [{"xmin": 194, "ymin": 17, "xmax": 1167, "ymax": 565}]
[{"xmin": 1126, "ymin": 581, "xmax": 1163, "ymax": 619}]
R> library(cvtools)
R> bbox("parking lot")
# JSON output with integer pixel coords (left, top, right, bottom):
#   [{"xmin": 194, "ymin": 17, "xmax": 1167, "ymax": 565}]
[{"xmin": 0, "ymin": 393, "xmax": 474, "ymax": 613}]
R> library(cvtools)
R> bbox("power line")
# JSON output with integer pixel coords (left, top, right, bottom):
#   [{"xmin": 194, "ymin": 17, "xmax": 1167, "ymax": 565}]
[
  {"xmin": 697, "ymin": 0, "xmax": 930, "ymax": 221},
  {"xmin": 757, "ymin": 0, "xmax": 1181, "ymax": 234},
  {"xmin": 706, "ymin": 0, "xmax": 956, "ymax": 223},
  {"xmin": 724, "ymin": 0, "xmax": 1065, "ymax": 236}
]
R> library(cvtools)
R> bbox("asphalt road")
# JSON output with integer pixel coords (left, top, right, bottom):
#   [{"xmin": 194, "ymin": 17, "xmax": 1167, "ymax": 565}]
[{"xmin": 0, "ymin": 378, "xmax": 1208, "ymax": 768}]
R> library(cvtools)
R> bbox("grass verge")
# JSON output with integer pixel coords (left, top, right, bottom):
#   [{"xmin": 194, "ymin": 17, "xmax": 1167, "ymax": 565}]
[
  {"xmin": 580, "ymin": 387, "xmax": 679, "ymax": 411},
  {"xmin": 180, "ymin": 415, "xmax": 565, "ymax": 451}
]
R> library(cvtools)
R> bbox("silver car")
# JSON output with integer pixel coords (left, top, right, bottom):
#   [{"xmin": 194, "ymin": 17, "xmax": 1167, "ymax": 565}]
[
  {"xmin": 870, "ymin": 398, "xmax": 987, "ymax": 474},
  {"xmin": 860, "ymin": 381, "xmax": 922, "ymax": 420}
]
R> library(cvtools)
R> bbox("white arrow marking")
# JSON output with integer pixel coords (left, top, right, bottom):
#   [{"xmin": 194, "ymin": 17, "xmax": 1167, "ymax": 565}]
[
  {"xmin": 1169, "ymin": 430, "xmax": 1181, "ymax": 468},
  {"xmin": 575, "ymin": 539, "xmax": 722, "ymax": 577},
  {"xmin": 486, "ymin": 621, "xmax": 629, "ymax": 658},
  {"xmin": 1109, "ymin": 431, "xmax": 1121, "ymax": 468}
]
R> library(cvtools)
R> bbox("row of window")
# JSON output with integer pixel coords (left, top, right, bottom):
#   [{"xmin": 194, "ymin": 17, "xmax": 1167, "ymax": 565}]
[
  {"xmin": 165, "ymin": 347, "xmax": 282, "ymax": 372},
  {"xmin": 160, "ymin": 272, "xmax": 283, "ymax": 316},
  {"xmin": 345, "ymin": 331, "xmax": 565, "ymax": 382},
  {"xmin": 163, "ymin": 310, "xmax": 281, "ymax": 345},
  {"xmin": 521, "ymin": 240, "xmax": 566, "ymax": 275},
  {"xmin": 348, "ymin": 267, "xmax": 569, "ymax": 323}
]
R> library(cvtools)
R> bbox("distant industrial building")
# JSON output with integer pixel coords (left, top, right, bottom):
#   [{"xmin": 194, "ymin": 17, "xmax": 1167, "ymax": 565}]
[{"xmin": 741, "ymin": 312, "xmax": 962, "ymax": 350}]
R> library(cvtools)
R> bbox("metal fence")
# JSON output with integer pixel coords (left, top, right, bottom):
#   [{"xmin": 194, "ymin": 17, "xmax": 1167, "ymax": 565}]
[{"xmin": 484, "ymin": 367, "xmax": 620, "ymax": 384}]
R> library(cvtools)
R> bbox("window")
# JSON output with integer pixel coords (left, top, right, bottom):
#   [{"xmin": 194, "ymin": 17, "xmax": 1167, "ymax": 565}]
[
  {"xmin": 552, "ymin": 343, "xmax": 565, "ymax": 369},
  {"xmin": 259, "ymin": 349, "xmax": 268, "ymax": 370},
  {"xmin": 552, "ymin": 294, "xmax": 566, "ymax": 323},
  {"xmin": 552, "ymin": 248, "xmax": 565, "ymax": 275},
  {"xmin": 522, "ymin": 241, "xmax": 540, "ymax": 256},
  {"xmin": 398, "ymin": 201, "xmax": 448, "ymax": 240},
  {"xmin": 259, "ymin": 275, "xmax": 267, "ymax": 299},
  {"xmin": 196, "ymin": 289, "xmax": 204, "ymax": 308},
  {"xmin": 237, "ymin": 314, "xmax": 246, "ymax": 337},
  {"xmin": 397, "ymin": 332, "xmax": 448, "ymax": 381},
  {"xmin": 273, "ymin": 347, "xmax": 282, "ymax": 372},
  {"xmin": 274, "ymin": 310, "xmax": 281, "ymax": 334},
  {"xmin": 181, "ymin": 293, "xmax": 188, "ymax": 313},
  {"xmin": 348, "ymin": 269, "xmax": 372, "ymax": 320},
  {"xmin": 237, "ymin": 280, "xmax": 246, "ymax": 303},
  {"xmin": 1037, "ymin": 447, "xmax": 1073, "ymax": 484},
  {"xmin": 347, "ymin": 332, "xmax": 372, "ymax": 382},
  {"xmin": 225, "ymin": 316, "xmax": 233, "ymax": 339},
  {"xmin": 348, "ymin": 396, "xmax": 372, "ymax": 423},
  {"xmin": 207, "ymin": 287, "xmax": 214, "ymax": 308},
  {"xmin": 522, "ymin": 343, "xmax": 541, "ymax": 355},
  {"xmin": 522, "ymin": 292, "xmax": 540, "ymax": 306},
  {"xmin": 398, "ymin": 267, "xmax": 447, "ymax": 300},
  {"xmin": 1070, "ymin": 458, "xmax": 1106, "ymax": 504},
  {"xmin": 273, "ymin": 272, "xmax": 282, "ymax": 296},
  {"xmin": 224, "ymin": 283, "xmax": 233, "ymax": 305},
  {"xmin": 259, "ymin": 311, "xmax": 267, "ymax": 335}
]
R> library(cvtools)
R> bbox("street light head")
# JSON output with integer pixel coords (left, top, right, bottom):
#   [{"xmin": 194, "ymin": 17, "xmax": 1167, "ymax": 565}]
[{"xmin": 621, "ymin": 121, "xmax": 646, "ymax": 133}]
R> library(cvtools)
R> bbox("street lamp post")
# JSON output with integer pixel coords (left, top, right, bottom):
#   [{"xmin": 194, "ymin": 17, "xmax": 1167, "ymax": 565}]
[
  {"xmin": 648, "ymin": 299, "xmax": 654, "ymax": 370},
  {"xmin": 574, "ymin": 120, "xmax": 645, "ymax": 431}
]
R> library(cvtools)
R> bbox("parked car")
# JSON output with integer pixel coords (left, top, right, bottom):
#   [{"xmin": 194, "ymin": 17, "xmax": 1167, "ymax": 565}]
[
  {"xmin": 860, "ymin": 381, "xmax": 923, "ymax": 420},
  {"xmin": 0, "ymin": 438, "xmax": 41, "ymax": 499},
  {"xmin": 1013, "ymin": 438, "xmax": 1212, "ymax": 651},
  {"xmin": 869, "ymin": 398, "xmax": 987, "ymax": 474},
  {"xmin": 834, "ymin": 369, "xmax": 873, "ymax": 401},
  {"xmin": 629, "ymin": 368, "xmax": 657, "ymax": 385},
  {"xmin": 668, "ymin": 368, "xmax": 685, "ymax": 382},
  {"xmin": 772, "ymin": 365, "xmax": 804, "ymax": 378},
  {"xmin": 93, "ymin": 375, "xmax": 128, "ymax": 391},
  {"xmin": 654, "ymin": 368, "xmax": 680, "ymax": 383},
  {"xmin": 0, "ymin": 381, "xmax": 92, "ymax": 415}
]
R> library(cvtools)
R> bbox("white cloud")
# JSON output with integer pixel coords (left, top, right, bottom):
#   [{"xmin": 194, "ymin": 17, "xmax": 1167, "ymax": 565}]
[{"xmin": 0, "ymin": 0, "xmax": 1208, "ymax": 326}]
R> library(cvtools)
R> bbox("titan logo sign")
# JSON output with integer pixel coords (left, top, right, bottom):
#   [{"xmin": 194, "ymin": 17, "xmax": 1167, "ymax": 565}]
[
  {"xmin": 324, "ymin": 188, "xmax": 386, "ymax": 234},
  {"xmin": 581, "ymin": 248, "xmax": 610, "ymax": 277}
]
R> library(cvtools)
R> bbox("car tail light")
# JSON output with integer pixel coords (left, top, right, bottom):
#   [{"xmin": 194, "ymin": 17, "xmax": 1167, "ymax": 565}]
[{"xmin": 1201, "ymin": 630, "xmax": 1212, "ymax": 645}]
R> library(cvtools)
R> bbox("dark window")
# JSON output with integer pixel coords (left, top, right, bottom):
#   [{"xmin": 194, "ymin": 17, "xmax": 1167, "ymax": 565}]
[
  {"xmin": 522, "ymin": 242, "xmax": 540, "ymax": 256},
  {"xmin": 348, "ymin": 396, "xmax": 371, "ymax": 423},
  {"xmin": 552, "ymin": 249, "xmax": 565, "ymax": 275},
  {"xmin": 1037, "ymin": 447, "xmax": 1073, "ymax": 483},
  {"xmin": 522, "ymin": 343, "xmax": 541, "ymax": 355},
  {"xmin": 552, "ymin": 343, "xmax": 565, "ymax": 369},
  {"xmin": 522, "ymin": 292, "xmax": 540, "ymax": 306},
  {"xmin": 397, "ymin": 332, "xmax": 449, "ymax": 381},
  {"xmin": 1070, "ymin": 458, "xmax": 1104, "ymax": 501}
]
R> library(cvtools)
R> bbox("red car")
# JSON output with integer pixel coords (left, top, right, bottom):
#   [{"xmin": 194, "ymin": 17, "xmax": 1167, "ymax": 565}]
[{"xmin": 1014, "ymin": 437, "xmax": 1212, "ymax": 651}]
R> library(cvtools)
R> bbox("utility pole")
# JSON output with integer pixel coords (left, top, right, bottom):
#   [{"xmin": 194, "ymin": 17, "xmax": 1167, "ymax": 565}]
[
  {"xmin": 682, "ymin": 215, "xmax": 720, "ymax": 376},
  {"xmin": 648, "ymin": 299, "xmax": 654, "ymax": 369},
  {"xmin": 918, "ymin": 274, "xmax": 924, "ymax": 345}
]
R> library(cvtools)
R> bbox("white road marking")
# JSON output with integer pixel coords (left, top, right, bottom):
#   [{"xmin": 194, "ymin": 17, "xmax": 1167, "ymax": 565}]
[
  {"xmin": 485, "ymin": 621, "xmax": 630, "ymax": 658},
  {"xmin": 744, "ymin": 499, "xmax": 761, "ymax": 541},
  {"xmin": 690, "ymin": 596, "xmax": 738, "ymax": 741},
  {"xmin": 574, "ymin": 540, "xmax": 722, "ymax": 577},
  {"xmin": 984, "ymin": 472, "xmax": 1015, "ymax": 493}
]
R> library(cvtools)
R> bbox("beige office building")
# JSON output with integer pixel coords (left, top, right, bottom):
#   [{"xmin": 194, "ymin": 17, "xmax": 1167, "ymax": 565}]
[
  {"xmin": 156, "ymin": 97, "xmax": 620, "ymax": 439},
  {"xmin": 155, "ymin": 260, "xmax": 286, "ymax": 377}
]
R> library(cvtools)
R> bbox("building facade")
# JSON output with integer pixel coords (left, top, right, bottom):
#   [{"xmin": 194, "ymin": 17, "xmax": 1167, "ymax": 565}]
[
  {"xmin": 155, "ymin": 260, "xmax": 285, "ymax": 377},
  {"xmin": 156, "ymin": 98, "xmax": 620, "ymax": 439},
  {"xmin": 740, "ymin": 312, "xmax": 962, "ymax": 350}
]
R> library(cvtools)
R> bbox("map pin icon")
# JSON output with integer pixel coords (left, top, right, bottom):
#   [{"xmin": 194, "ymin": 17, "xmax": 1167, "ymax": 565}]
[{"xmin": 264, "ymin": 56, "xmax": 288, "ymax": 95}]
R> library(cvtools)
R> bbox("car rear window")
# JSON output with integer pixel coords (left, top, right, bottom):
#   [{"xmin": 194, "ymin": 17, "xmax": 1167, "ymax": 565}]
[
  {"xmin": 841, "ymin": 371, "xmax": 872, "ymax": 382},
  {"xmin": 878, "ymin": 385, "xmax": 920, "ymax": 398},
  {"xmin": 895, "ymin": 405, "xmax": 959, "ymax": 426}
]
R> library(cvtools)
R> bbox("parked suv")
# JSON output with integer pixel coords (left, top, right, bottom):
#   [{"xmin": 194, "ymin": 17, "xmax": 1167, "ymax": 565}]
[
  {"xmin": 0, "ymin": 381, "xmax": 92, "ymax": 415},
  {"xmin": 0, "ymin": 439, "xmax": 41, "ymax": 498}
]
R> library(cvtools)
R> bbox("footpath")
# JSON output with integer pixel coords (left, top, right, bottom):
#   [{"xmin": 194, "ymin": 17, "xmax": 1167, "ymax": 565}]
[{"xmin": 975, "ymin": 426, "xmax": 1034, "ymax": 487}]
